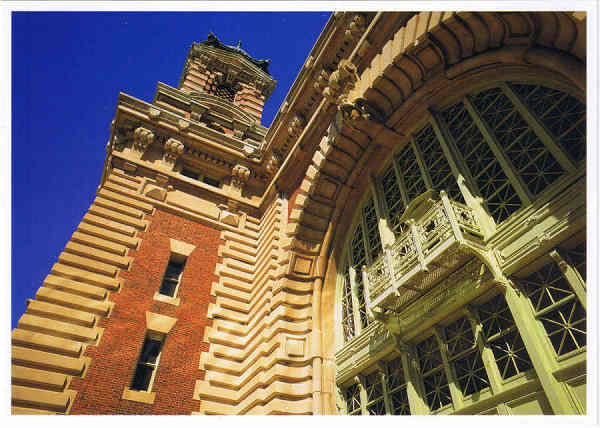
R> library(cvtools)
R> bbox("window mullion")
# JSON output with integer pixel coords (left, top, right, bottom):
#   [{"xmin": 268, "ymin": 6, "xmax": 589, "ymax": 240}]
[
  {"xmin": 502, "ymin": 284, "xmax": 580, "ymax": 414},
  {"xmin": 369, "ymin": 174, "xmax": 396, "ymax": 247},
  {"xmin": 348, "ymin": 265, "xmax": 363, "ymax": 337},
  {"xmin": 391, "ymin": 155, "xmax": 410, "ymax": 206},
  {"xmin": 463, "ymin": 96, "xmax": 534, "ymax": 205},
  {"xmin": 376, "ymin": 363, "xmax": 393, "ymax": 414},
  {"xmin": 463, "ymin": 306, "xmax": 504, "ymax": 395},
  {"xmin": 499, "ymin": 83, "xmax": 577, "ymax": 174},
  {"xmin": 549, "ymin": 250, "xmax": 587, "ymax": 310},
  {"xmin": 410, "ymin": 139, "xmax": 435, "ymax": 189},
  {"xmin": 428, "ymin": 111, "xmax": 497, "ymax": 238},
  {"xmin": 357, "ymin": 374, "xmax": 369, "ymax": 415},
  {"xmin": 399, "ymin": 343, "xmax": 429, "ymax": 414},
  {"xmin": 433, "ymin": 327, "xmax": 463, "ymax": 411}
]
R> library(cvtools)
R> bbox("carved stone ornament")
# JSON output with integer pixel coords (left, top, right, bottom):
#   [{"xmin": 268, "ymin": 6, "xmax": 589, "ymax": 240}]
[
  {"xmin": 322, "ymin": 59, "xmax": 359, "ymax": 105},
  {"xmin": 133, "ymin": 127, "xmax": 155, "ymax": 154},
  {"xmin": 231, "ymin": 164, "xmax": 251, "ymax": 190},
  {"xmin": 163, "ymin": 138, "xmax": 184, "ymax": 166},
  {"xmin": 148, "ymin": 107, "xmax": 161, "ymax": 120},
  {"xmin": 287, "ymin": 115, "xmax": 306, "ymax": 139},
  {"xmin": 177, "ymin": 119, "xmax": 190, "ymax": 132},
  {"xmin": 313, "ymin": 69, "xmax": 331, "ymax": 92},
  {"xmin": 265, "ymin": 152, "xmax": 281, "ymax": 175},
  {"xmin": 344, "ymin": 14, "xmax": 366, "ymax": 42},
  {"xmin": 339, "ymin": 98, "xmax": 385, "ymax": 124}
]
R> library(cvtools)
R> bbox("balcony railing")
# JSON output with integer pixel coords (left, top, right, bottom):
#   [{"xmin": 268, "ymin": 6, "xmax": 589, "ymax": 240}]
[{"xmin": 363, "ymin": 190, "xmax": 486, "ymax": 314}]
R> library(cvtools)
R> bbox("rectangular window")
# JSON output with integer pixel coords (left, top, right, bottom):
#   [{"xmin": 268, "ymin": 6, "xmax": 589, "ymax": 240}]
[
  {"xmin": 130, "ymin": 334, "xmax": 164, "ymax": 391},
  {"xmin": 159, "ymin": 256, "xmax": 186, "ymax": 297}
]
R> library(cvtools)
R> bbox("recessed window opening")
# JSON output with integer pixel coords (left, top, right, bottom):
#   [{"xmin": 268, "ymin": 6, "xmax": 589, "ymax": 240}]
[
  {"xmin": 159, "ymin": 254, "xmax": 187, "ymax": 297},
  {"xmin": 130, "ymin": 334, "xmax": 164, "ymax": 391},
  {"xmin": 181, "ymin": 168, "xmax": 200, "ymax": 180},
  {"xmin": 202, "ymin": 176, "xmax": 221, "ymax": 188}
]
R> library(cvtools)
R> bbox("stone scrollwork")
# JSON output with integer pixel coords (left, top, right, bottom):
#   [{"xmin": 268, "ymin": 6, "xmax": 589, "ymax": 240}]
[
  {"xmin": 163, "ymin": 137, "xmax": 184, "ymax": 167},
  {"xmin": 133, "ymin": 127, "xmax": 155, "ymax": 154},
  {"xmin": 231, "ymin": 164, "xmax": 251, "ymax": 191}
]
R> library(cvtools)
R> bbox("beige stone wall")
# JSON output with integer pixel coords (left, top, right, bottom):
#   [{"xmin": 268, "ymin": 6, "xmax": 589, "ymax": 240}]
[{"xmin": 193, "ymin": 196, "xmax": 315, "ymax": 414}]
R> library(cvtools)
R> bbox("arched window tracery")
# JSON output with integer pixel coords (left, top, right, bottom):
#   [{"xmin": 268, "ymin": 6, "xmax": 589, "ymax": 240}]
[{"xmin": 335, "ymin": 80, "xmax": 586, "ymax": 415}]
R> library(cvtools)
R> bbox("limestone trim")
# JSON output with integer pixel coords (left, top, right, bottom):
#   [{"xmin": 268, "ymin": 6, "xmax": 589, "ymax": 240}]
[
  {"xmin": 121, "ymin": 388, "xmax": 156, "ymax": 404},
  {"xmin": 169, "ymin": 238, "xmax": 196, "ymax": 258},
  {"xmin": 145, "ymin": 311, "xmax": 177, "ymax": 335}
]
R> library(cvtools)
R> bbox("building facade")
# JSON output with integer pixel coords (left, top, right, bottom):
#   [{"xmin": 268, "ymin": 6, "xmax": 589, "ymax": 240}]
[{"xmin": 11, "ymin": 12, "xmax": 587, "ymax": 415}]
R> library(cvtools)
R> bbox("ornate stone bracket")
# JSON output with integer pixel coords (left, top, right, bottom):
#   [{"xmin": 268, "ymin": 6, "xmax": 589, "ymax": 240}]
[
  {"xmin": 163, "ymin": 137, "xmax": 184, "ymax": 169},
  {"xmin": 322, "ymin": 59, "xmax": 359, "ymax": 106},
  {"xmin": 231, "ymin": 164, "xmax": 251, "ymax": 191},
  {"xmin": 132, "ymin": 127, "xmax": 155, "ymax": 155}
]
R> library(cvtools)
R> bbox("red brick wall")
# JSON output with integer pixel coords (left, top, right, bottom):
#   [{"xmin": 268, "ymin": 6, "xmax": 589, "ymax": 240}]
[{"xmin": 70, "ymin": 209, "xmax": 221, "ymax": 414}]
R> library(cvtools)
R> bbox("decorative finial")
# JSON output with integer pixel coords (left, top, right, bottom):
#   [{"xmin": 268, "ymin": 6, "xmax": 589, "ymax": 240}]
[{"xmin": 237, "ymin": 40, "xmax": 242, "ymax": 48}]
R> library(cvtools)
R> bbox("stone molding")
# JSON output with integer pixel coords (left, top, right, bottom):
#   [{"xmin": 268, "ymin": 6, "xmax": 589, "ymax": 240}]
[{"xmin": 145, "ymin": 311, "xmax": 177, "ymax": 335}]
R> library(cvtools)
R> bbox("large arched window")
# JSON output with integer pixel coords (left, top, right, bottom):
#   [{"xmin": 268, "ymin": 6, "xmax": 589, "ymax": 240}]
[{"xmin": 335, "ymin": 81, "xmax": 586, "ymax": 415}]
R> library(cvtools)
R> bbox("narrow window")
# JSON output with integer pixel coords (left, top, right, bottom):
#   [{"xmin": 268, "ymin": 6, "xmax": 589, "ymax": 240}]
[
  {"xmin": 130, "ymin": 334, "xmax": 164, "ymax": 391},
  {"xmin": 159, "ymin": 256, "xmax": 186, "ymax": 297}
]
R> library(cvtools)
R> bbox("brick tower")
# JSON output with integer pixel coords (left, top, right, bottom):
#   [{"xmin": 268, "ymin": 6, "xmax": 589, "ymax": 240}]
[{"xmin": 11, "ymin": 32, "xmax": 287, "ymax": 415}]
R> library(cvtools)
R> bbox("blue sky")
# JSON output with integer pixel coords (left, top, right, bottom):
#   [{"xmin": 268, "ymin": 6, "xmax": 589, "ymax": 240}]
[{"xmin": 11, "ymin": 11, "xmax": 331, "ymax": 328}]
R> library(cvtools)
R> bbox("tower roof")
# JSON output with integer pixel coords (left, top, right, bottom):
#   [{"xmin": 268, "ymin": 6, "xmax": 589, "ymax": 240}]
[{"xmin": 199, "ymin": 32, "xmax": 271, "ymax": 75}]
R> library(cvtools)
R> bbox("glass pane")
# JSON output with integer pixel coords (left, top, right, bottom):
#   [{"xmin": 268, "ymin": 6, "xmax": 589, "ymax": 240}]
[
  {"xmin": 130, "ymin": 364, "xmax": 154, "ymax": 391},
  {"xmin": 395, "ymin": 145, "xmax": 427, "ymax": 203},
  {"xmin": 510, "ymin": 83, "xmax": 586, "ymax": 164},
  {"xmin": 413, "ymin": 124, "xmax": 463, "ymax": 203},
  {"xmin": 453, "ymin": 351, "xmax": 490, "ymax": 396},
  {"xmin": 159, "ymin": 279, "xmax": 178, "ymax": 297},
  {"xmin": 441, "ymin": 100, "xmax": 521, "ymax": 224},
  {"xmin": 470, "ymin": 87, "xmax": 564, "ymax": 196},
  {"xmin": 139, "ymin": 338, "xmax": 163, "ymax": 364},
  {"xmin": 363, "ymin": 198, "xmax": 382, "ymax": 260},
  {"xmin": 381, "ymin": 165, "xmax": 406, "ymax": 235}
]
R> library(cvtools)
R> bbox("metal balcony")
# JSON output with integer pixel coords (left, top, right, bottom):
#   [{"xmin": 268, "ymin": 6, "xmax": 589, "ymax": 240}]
[{"xmin": 363, "ymin": 190, "xmax": 487, "ymax": 316}]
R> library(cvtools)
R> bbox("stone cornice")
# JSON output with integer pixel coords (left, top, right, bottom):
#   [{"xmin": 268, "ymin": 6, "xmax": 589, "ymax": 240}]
[{"xmin": 116, "ymin": 92, "xmax": 263, "ymax": 163}]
